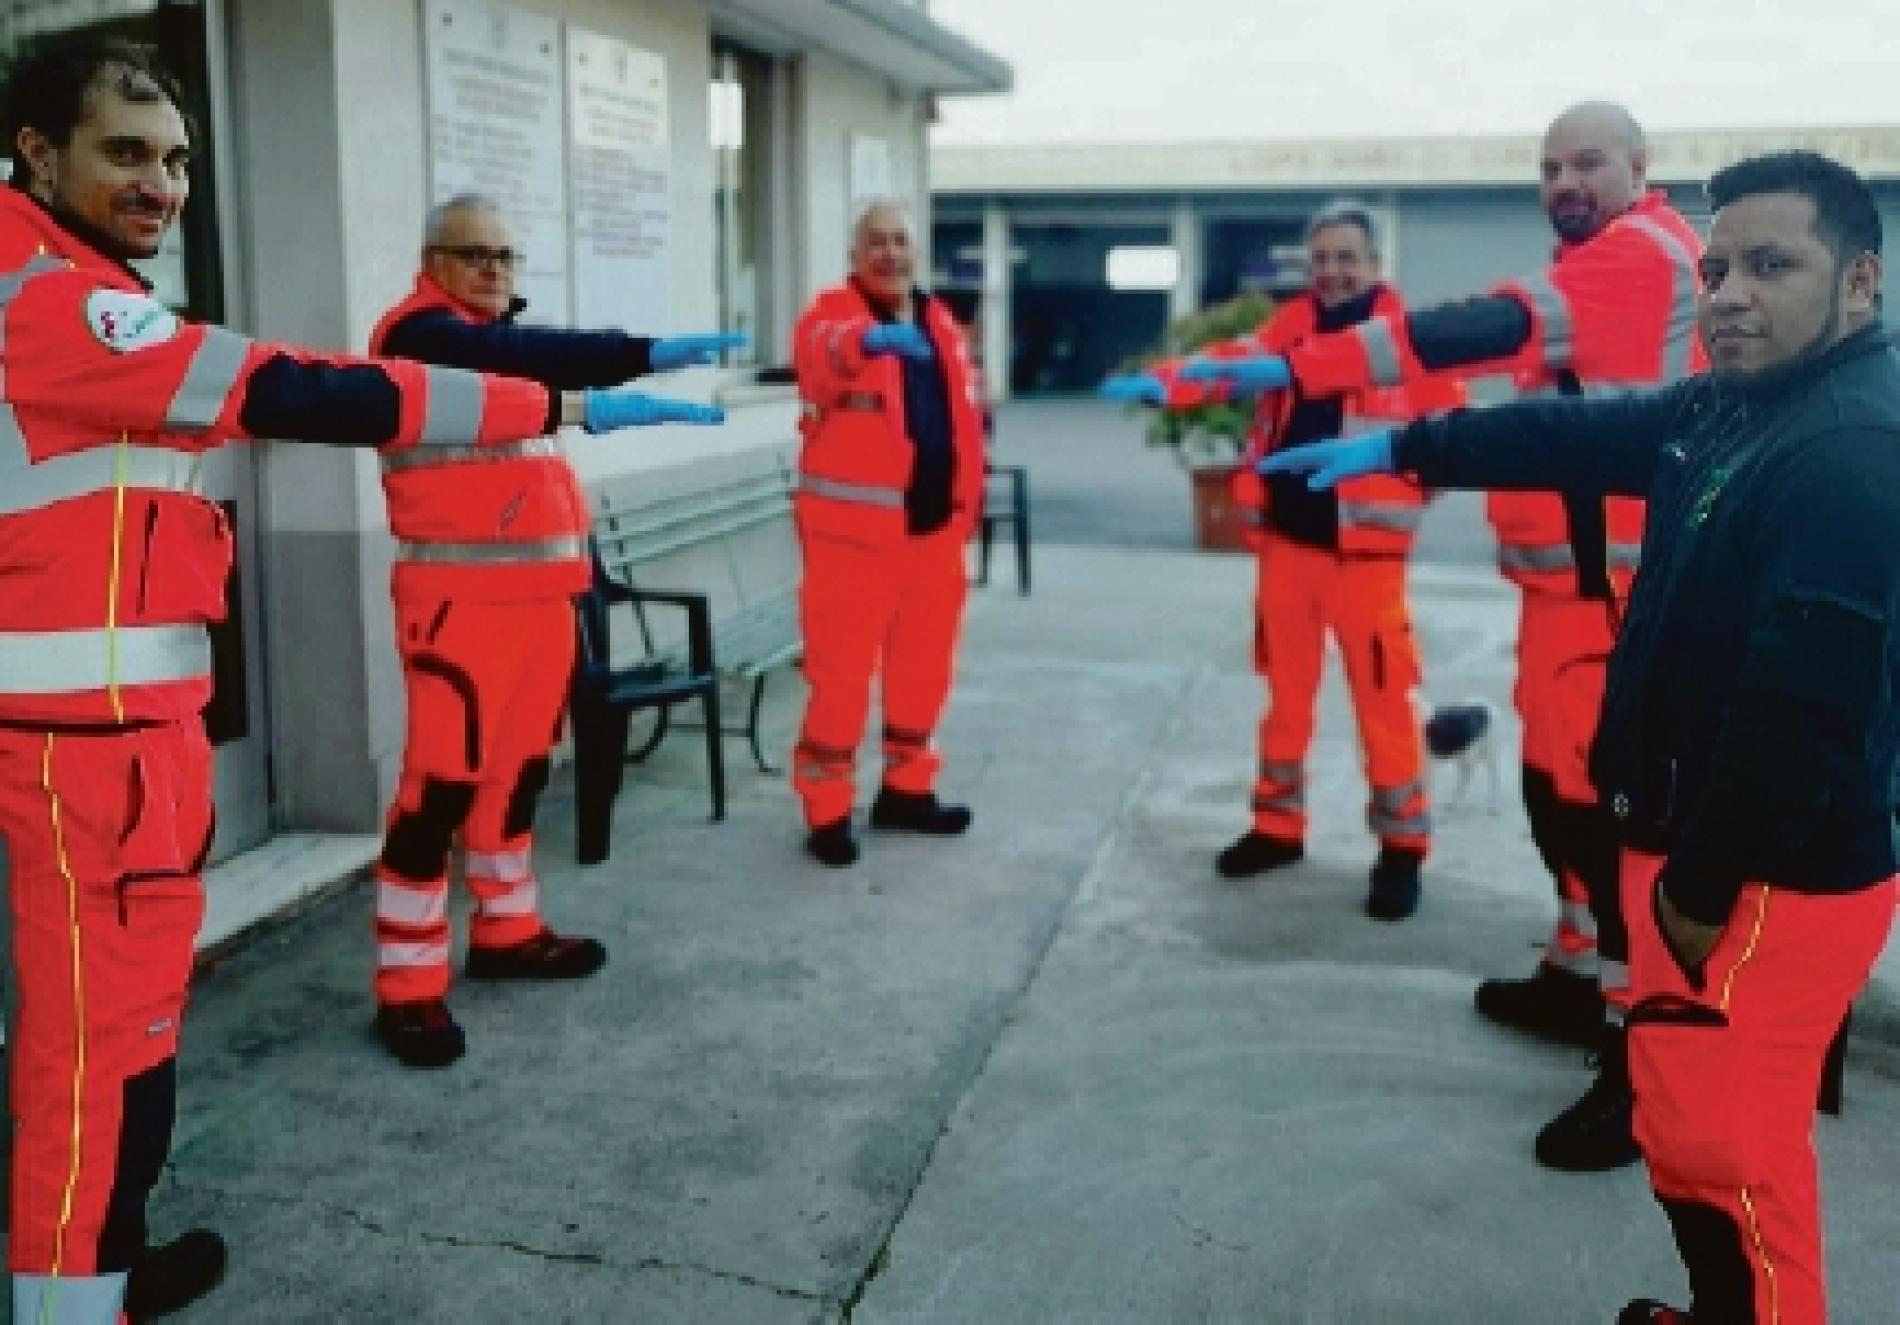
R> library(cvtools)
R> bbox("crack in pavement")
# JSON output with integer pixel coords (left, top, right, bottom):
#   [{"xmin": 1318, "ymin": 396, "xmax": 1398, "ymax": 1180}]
[
  {"xmin": 839, "ymin": 662, "xmax": 1214, "ymax": 1322},
  {"xmin": 162, "ymin": 1178, "xmax": 825, "ymax": 1303}
]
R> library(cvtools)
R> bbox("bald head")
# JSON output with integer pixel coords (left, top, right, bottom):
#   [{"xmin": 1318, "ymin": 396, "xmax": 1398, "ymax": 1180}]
[
  {"xmin": 850, "ymin": 199, "xmax": 917, "ymax": 310},
  {"xmin": 1539, "ymin": 101, "xmax": 1649, "ymax": 242}
]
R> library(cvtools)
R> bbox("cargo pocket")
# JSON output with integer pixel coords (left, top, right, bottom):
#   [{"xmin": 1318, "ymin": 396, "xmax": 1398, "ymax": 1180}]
[{"xmin": 1627, "ymin": 995, "xmax": 1759, "ymax": 1190}]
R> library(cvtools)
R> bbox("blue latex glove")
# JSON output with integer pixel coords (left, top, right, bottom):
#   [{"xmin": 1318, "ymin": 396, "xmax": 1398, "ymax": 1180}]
[
  {"xmin": 649, "ymin": 332, "xmax": 748, "ymax": 372},
  {"xmin": 860, "ymin": 322, "xmax": 935, "ymax": 362},
  {"xmin": 1257, "ymin": 428, "xmax": 1397, "ymax": 490},
  {"xmin": 582, "ymin": 388, "xmax": 726, "ymax": 433},
  {"xmin": 1178, "ymin": 353, "xmax": 1293, "ymax": 395},
  {"xmin": 1098, "ymin": 372, "xmax": 1167, "ymax": 406}
]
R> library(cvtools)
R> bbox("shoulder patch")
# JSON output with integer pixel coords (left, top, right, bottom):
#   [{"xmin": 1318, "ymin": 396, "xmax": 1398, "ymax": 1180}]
[{"xmin": 85, "ymin": 288, "xmax": 180, "ymax": 353}]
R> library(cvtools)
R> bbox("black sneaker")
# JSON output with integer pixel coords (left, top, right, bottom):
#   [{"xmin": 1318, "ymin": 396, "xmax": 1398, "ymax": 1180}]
[
  {"xmin": 806, "ymin": 816, "xmax": 860, "ymax": 867},
  {"xmin": 1366, "ymin": 846, "xmax": 1424, "ymax": 921},
  {"xmin": 1536, "ymin": 1028, "xmax": 1642, "ymax": 1172},
  {"xmin": 1617, "ymin": 1301, "xmax": 1693, "ymax": 1324},
  {"xmin": 1215, "ymin": 831, "xmax": 1304, "ymax": 879},
  {"xmin": 373, "ymin": 998, "xmax": 466, "ymax": 1069},
  {"xmin": 125, "ymin": 1228, "xmax": 227, "ymax": 1321},
  {"xmin": 465, "ymin": 928, "xmax": 607, "ymax": 981},
  {"xmin": 869, "ymin": 788, "xmax": 973, "ymax": 835},
  {"xmin": 1475, "ymin": 963, "xmax": 1603, "ymax": 1048}
]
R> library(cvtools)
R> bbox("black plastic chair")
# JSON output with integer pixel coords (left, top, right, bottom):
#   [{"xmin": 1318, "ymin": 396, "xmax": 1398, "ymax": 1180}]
[
  {"xmin": 570, "ymin": 549, "xmax": 724, "ymax": 865},
  {"xmin": 977, "ymin": 463, "xmax": 1031, "ymax": 595}
]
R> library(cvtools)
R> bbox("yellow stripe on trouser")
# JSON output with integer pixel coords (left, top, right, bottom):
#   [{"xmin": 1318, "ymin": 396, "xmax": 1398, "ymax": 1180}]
[
  {"xmin": 1718, "ymin": 888, "xmax": 1778, "ymax": 1325},
  {"xmin": 38, "ymin": 734, "xmax": 90, "ymax": 1324}
]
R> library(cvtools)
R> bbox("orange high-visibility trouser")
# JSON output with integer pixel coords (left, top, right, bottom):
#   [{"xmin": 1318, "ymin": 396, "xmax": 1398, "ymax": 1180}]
[
  {"xmin": 374, "ymin": 597, "xmax": 574, "ymax": 1005},
  {"xmin": 793, "ymin": 525, "xmax": 968, "ymax": 828},
  {"xmin": 0, "ymin": 721, "xmax": 211, "ymax": 1322},
  {"xmin": 1623, "ymin": 851, "xmax": 1896, "ymax": 1325},
  {"xmin": 1251, "ymin": 533, "xmax": 1429, "ymax": 852},
  {"xmin": 1515, "ymin": 593, "xmax": 1626, "ymax": 1001}
]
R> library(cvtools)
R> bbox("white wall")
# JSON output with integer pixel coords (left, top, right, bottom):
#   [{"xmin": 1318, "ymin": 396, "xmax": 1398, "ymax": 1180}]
[{"xmin": 795, "ymin": 48, "xmax": 930, "ymax": 297}]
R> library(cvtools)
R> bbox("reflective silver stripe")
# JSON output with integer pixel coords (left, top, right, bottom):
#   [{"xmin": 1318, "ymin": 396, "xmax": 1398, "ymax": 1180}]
[
  {"xmin": 476, "ymin": 882, "xmax": 540, "ymax": 918},
  {"xmin": 14, "ymin": 1271, "xmax": 127, "ymax": 1324},
  {"xmin": 395, "ymin": 535, "xmax": 586, "ymax": 565},
  {"xmin": 0, "ymin": 625, "xmax": 209, "ymax": 694},
  {"xmin": 1621, "ymin": 214, "xmax": 1702, "ymax": 383},
  {"xmin": 1253, "ymin": 789, "xmax": 1307, "ymax": 813},
  {"xmin": 799, "ymin": 474, "xmax": 905, "ymax": 510},
  {"xmin": 466, "ymin": 847, "xmax": 532, "ymax": 881},
  {"xmin": 1599, "ymin": 957, "xmax": 1631, "ymax": 995},
  {"xmin": 1515, "ymin": 272, "xmax": 1574, "ymax": 370},
  {"xmin": 1498, "ymin": 543, "xmax": 1576, "ymax": 575},
  {"xmin": 378, "ymin": 941, "xmax": 451, "ymax": 969},
  {"xmin": 376, "ymin": 882, "xmax": 447, "ymax": 928},
  {"xmin": 163, "ymin": 325, "xmax": 250, "ymax": 432},
  {"xmin": 0, "ymin": 442, "xmax": 199, "ymax": 516},
  {"xmin": 418, "ymin": 366, "xmax": 487, "ymax": 446},
  {"xmin": 1559, "ymin": 900, "xmax": 1598, "ymax": 938},
  {"xmin": 1356, "ymin": 319, "xmax": 1405, "ymax": 387},
  {"xmin": 1339, "ymin": 501, "xmax": 1422, "ymax": 534},
  {"xmin": 1608, "ymin": 541, "xmax": 1643, "ymax": 571},
  {"xmin": 1369, "ymin": 780, "xmax": 1430, "ymax": 837},
  {"xmin": 1258, "ymin": 760, "xmax": 1302, "ymax": 787},
  {"xmin": 380, "ymin": 436, "xmax": 562, "ymax": 473},
  {"xmin": 1544, "ymin": 941, "xmax": 1602, "ymax": 976}
]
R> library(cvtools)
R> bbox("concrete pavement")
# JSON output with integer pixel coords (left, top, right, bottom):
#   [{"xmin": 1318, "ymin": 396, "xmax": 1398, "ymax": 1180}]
[{"xmin": 92, "ymin": 401, "xmax": 1900, "ymax": 1322}]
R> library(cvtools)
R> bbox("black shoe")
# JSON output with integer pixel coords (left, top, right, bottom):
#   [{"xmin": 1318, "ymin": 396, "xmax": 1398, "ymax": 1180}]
[
  {"xmin": 1617, "ymin": 1301, "xmax": 1693, "ymax": 1324},
  {"xmin": 1215, "ymin": 831, "xmax": 1304, "ymax": 879},
  {"xmin": 869, "ymin": 788, "xmax": 973, "ymax": 835},
  {"xmin": 1475, "ymin": 963, "xmax": 1603, "ymax": 1048},
  {"xmin": 1536, "ymin": 1028, "xmax": 1642, "ymax": 1172},
  {"xmin": 806, "ymin": 817, "xmax": 860, "ymax": 867},
  {"xmin": 125, "ymin": 1228, "xmax": 227, "ymax": 1321},
  {"xmin": 465, "ymin": 928, "xmax": 607, "ymax": 981},
  {"xmin": 1365, "ymin": 846, "xmax": 1423, "ymax": 921},
  {"xmin": 374, "ymin": 998, "xmax": 466, "ymax": 1069}
]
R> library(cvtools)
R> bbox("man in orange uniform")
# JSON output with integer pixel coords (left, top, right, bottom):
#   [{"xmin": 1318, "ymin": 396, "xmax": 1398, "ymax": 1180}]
[
  {"xmin": 790, "ymin": 201, "xmax": 987, "ymax": 866},
  {"xmin": 1105, "ymin": 203, "xmax": 1462, "ymax": 919},
  {"xmin": 1183, "ymin": 103, "xmax": 1706, "ymax": 1171},
  {"xmin": 365, "ymin": 194, "xmax": 732, "ymax": 1069},
  {"xmin": 0, "ymin": 37, "xmax": 702, "ymax": 1322}
]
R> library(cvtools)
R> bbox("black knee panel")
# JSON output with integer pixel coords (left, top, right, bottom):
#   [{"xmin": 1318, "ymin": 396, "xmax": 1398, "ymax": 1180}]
[
  {"xmin": 504, "ymin": 757, "xmax": 552, "ymax": 839},
  {"xmin": 1521, "ymin": 764, "xmax": 1566, "ymax": 882},
  {"xmin": 1660, "ymin": 1196, "xmax": 1757, "ymax": 1323},
  {"xmin": 381, "ymin": 779, "xmax": 477, "ymax": 882},
  {"xmin": 98, "ymin": 1058, "xmax": 178, "ymax": 1272}
]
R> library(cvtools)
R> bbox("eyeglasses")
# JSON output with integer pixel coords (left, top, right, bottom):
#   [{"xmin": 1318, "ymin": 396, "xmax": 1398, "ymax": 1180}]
[{"xmin": 429, "ymin": 245, "xmax": 523, "ymax": 271}]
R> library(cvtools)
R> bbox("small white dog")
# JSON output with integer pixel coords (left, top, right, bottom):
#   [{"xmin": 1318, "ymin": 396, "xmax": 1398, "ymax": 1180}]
[{"xmin": 1424, "ymin": 698, "xmax": 1501, "ymax": 809}]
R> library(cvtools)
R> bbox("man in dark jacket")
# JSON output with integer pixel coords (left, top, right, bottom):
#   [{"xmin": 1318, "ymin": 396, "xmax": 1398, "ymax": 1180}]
[{"xmin": 1264, "ymin": 150, "xmax": 1900, "ymax": 1325}]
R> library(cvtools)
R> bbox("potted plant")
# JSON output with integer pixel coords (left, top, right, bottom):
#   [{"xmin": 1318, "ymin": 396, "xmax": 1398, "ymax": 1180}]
[{"xmin": 1123, "ymin": 291, "xmax": 1274, "ymax": 552}]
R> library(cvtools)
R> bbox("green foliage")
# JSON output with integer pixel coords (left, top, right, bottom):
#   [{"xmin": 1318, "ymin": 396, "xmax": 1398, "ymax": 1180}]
[{"xmin": 1123, "ymin": 291, "xmax": 1275, "ymax": 468}]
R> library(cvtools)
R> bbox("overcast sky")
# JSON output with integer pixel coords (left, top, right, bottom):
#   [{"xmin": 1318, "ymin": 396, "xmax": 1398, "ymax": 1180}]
[{"xmin": 927, "ymin": 0, "xmax": 1900, "ymax": 146}]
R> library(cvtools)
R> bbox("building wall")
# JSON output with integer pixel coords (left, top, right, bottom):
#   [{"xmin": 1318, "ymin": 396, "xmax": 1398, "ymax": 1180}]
[{"xmin": 797, "ymin": 47, "xmax": 930, "ymax": 293}]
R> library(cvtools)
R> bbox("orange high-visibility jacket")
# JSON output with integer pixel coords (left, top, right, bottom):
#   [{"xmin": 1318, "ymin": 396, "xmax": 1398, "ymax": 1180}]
[
  {"xmin": 1282, "ymin": 191, "xmax": 1707, "ymax": 597},
  {"xmin": 792, "ymin": 282, "xmax": 987, "ymax": 547},
  {"xmin": 0, "ymin": 189, "xmax": 550, "ymax": 725},
  {"xmin": 1153, "ymin": 286, "xmax": 1463, "ymax": 556},
  {"xmin": 369, "ymin": 275, "xmax": 591, "ymax": 603}
]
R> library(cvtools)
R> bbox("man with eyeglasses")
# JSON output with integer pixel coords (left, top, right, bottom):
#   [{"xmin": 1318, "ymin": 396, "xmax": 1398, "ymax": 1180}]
[
  {"xmin": 365, "ymin": 193, "xmax": 738, "ymax": 1069},
  {"xmin": 0, "ymin": 36, "xmax": 713, "ymax": 1322}
]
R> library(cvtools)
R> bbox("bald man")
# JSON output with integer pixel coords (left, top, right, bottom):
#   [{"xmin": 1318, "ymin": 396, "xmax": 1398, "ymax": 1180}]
[
  {"xmin": 789, "ymin": 202, "xmax": 987, "ymax": 866},
  {"xmin": 1185, "ymin": 102, "xmax": 1706, "ymax": 1173}
]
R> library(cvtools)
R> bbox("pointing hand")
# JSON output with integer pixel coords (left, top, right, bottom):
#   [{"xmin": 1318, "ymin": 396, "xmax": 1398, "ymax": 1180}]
[
  {"xmin": 1098, "ymin": 372, "xmax": 1167, "ymax": 406},
  {"xmin": 582, "ymin": 388, "xmax": 726, "ymax": 433},
  {"xmin": 1178, "ymin": 354, "xmax": 1293, "ymax": 395},
  {"xmin": 650, "ymin": 332, "xmax": 748, "ymax": 372},
  {"xmin": 1257, "ymin": 429, "xmax": 1397, "ymax": 490}
]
